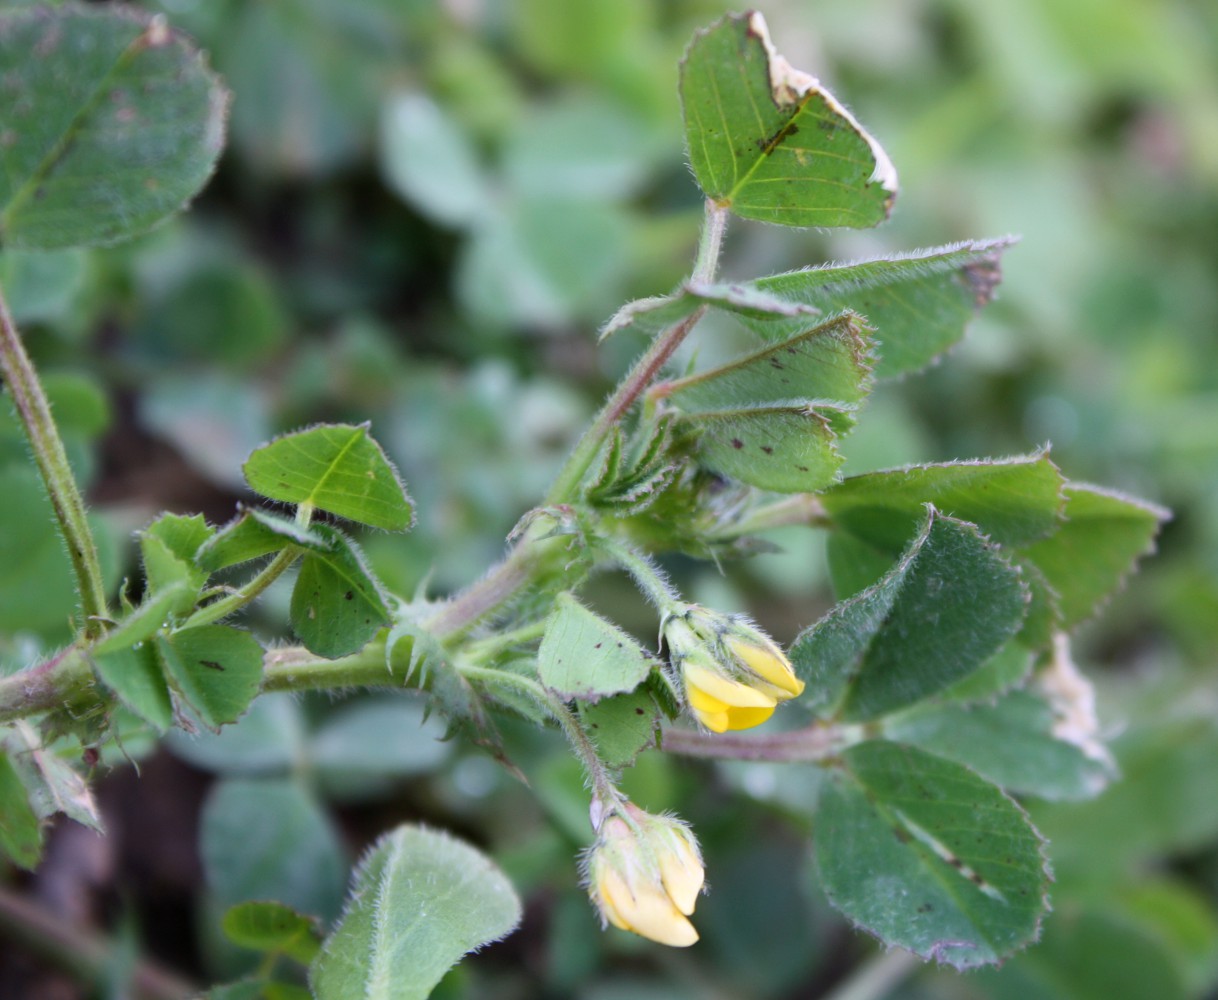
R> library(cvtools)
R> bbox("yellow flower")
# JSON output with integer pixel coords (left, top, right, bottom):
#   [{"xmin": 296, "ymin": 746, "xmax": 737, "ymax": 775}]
[
  {"xmin": 664, "ymin": 606, "xmax": 805, "ymax": 733},
  {"xmin": 586, "ymin": 803, "xmax": 704, "ymax": 947}
]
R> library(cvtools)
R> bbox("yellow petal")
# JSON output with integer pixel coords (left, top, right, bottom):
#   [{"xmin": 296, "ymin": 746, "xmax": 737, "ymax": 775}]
[
  {"xmin": 691, "ymin": 704, "xmax": 730, "ymax": 732},
  {"xmin": 723, "ymin": 704, "xmax": 776, "ymax": 730},
  {"xmin": 683, "ymin": 663, "xmax": 776, "ymax": 709},
  {"xmin": 600, "ymin": 868, "xmax": 699, "ymax": 947},
  {"xmin": 728, "ymin": 638, "xmax": 805, "ymax": 697},
  {"xmin": 658, "ymin": 836, "xmax": 704, "ymax": 915}
]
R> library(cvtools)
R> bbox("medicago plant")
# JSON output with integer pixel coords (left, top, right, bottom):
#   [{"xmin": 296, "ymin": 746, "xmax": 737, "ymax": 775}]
[{"xmin": 0, "ymin": 4, "xmax": 1168, "ymax": 997}]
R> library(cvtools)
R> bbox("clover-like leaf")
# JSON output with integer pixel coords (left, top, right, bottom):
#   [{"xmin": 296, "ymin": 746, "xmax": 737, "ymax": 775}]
[
  {"xmin": 244, "ymin": 423, "xmax": 414, "ymax": 532},
  {"xmin": 0, "ymin": 2, "xmax": 227, "ymax": 249},
  {"xmin": 681, "ymin": 11, "xmax": 896, "ymax": 228}
]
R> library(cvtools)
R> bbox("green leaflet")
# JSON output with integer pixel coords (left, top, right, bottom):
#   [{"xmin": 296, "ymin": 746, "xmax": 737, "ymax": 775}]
[
  {"xmin": 680, "ymin": 12, "xmax": 895, "ymax": 228},
  {"xmin": 665, "ymin": 312, "xmax": 872, "ymax": 413},
  {"xmin": 289, "ymin": 525, "xmax": 391, "ymax": 659},
  {"xmin": 741, "ymin": 239, "xmax": 1013, "ymax": 377},
  {"xmin": 1021, "ymin": 483, "xmax": 1168, "ymax": 631},
  {"xmin": 578, "ymin": 689, "xmax": 661, "ymax": 769},
  {"xmin": 140, "ymin": 512, "xmax": 213, "ymax": 598},
  {"xmin": 821, "ymin": 454, "xmax": 1066, "ymax": 552},
  {"xmin": 94, "ymin": 642, "xmax": 174, "ymax": 732},
  {"xmin": 157, "ymin": 625, "xmax": 263, "ymax": 728},
  {"xmin": 310, "ymin": 824, "xmax": 522, "ymax": 1000},
  {"xmin": 683, "ymin": 403, "xmax": 853, "ymax": 494},
  {"xmin": 538, "ymin": 593, "xmax": 656, "ymax": 702},
  {"xmin": 816, "ymin": 741, "xmax": 1049, "ymax": 969},
  {"xmin": 0, "ymin": 3, "xmax": 227, "ymax": 249},
  {"xmin": 197, "ymin": 509, "xmax": 329, "ymax": 572},
  {"xmin": 791, "ymin": 509, "xmax": 1028, "ymax": 720},
  {"xmin": 243, "ymin": 423, "xmax": 414, "ymax": 531},
  {"xmin": 598, "ymin": 280, "xmax": 824, "ymax": 343}
]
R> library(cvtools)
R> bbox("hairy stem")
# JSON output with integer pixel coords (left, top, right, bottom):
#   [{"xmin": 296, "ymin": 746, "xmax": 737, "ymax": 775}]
[
  {"xmin": 544, "ymin": 199, "xmax": 728, "ymax": 507},
  {"xmin": 660, "ymin": 721, "xmax": 858, "ymax": 763},
  {"xmin": 0, "ymin": 283, "xmax": 109, "ymax": 638},
  {"xmin": 0, "ymin": 885, "xmax": 197, "ymax": 1000},
  {"xmin": 594, "ymin": 536, "xmax": 682, "ymax": 609},
  {"xmin": 0, "ymin": 646, "xmax": 95, "ymax": 725}
]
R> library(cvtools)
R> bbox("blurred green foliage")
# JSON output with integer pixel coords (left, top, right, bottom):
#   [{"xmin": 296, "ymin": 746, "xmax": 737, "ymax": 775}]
[{"xmin": 2, "ymin": 0, "xmax": 1216, "ymax": 996}]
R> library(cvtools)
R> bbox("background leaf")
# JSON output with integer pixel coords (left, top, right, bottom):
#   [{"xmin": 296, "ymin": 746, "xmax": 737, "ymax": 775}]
[
  {"xmin": 0, "ymin": 749, "xmax": 42, "ymax": 869},
  {"xmin": 0, "ymin": 2, "xmax": 227, "ymax": 249},
  {"xmin": 222, "ymin": 900, "xmax": 322, "ymax": 965},
  {"xmin": 816, "ymin": 741, "xmax": 1048, "ymax": 968},
  {"xmin": 680, "ymin": 12, "xmax": 895, "ymax": 228},
  {"xmin": 243, "ymin": 423, "xmax": 414, "ymax": 531},
  {"xmin": 201, "ymin": 776, "xmax": 348, "ymax": 924},
  {"xmin": 310, "ymin": 824, "xmax": 522, "ymax": 1000}
]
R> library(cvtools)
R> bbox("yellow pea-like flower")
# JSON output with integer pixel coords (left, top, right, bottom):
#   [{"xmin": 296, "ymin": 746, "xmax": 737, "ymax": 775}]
[
  {"xmin": 586, "ymin": 803, "xmax": 704, "ymax": 947},
  {"xmin": 664, "ymin": 605, "xmax": 805, "ymax": 732}
]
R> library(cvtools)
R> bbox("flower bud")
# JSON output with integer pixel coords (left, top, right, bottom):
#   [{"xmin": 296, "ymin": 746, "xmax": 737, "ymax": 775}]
[
  {"xmin": 585, "ymin": 800, "xmax": 704, "ymax": 947},
  {"xmin": 663, "ymin": 605, "xmax": 805, "ymax": 733}
]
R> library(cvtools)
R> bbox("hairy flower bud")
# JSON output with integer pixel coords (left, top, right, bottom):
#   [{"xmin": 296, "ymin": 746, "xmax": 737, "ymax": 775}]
[
  {"xmin": 663, "ymin": 604, "xmax": 805, "ymax": 732},
  {"xmin": 585, "ymin": 800, "xmax": 704, "ymax": 947}
]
